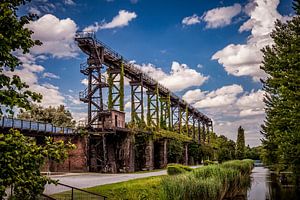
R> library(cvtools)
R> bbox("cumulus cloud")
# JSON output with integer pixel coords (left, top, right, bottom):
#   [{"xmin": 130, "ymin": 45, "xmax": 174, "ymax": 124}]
[
  {"xmin": 134, "ymin": 61, "xmax": 209, "ymax": 92},
  {"xmin": 26, "ymin": 14, "xmax": 78, "ymax": 58},
  {"xmin": 212, "ymin": 0, "xmax": 289, "ymax": 81},
  {"xmin": 183, "ymin": 86, "xmax": 265, "ymax": 146},
  {"xmin": 83, "ymin": 10, "xmax": 137, "ymax": 32},
  {"xmin": 202, "ymin": 3, "xmax": 242, "ymax": 29},
  {"xmin": 6, "ymin": 54, "xmax": 65, "ymax": 107},
  {"xmin": 182, "ymin": 14, "xmax": 201, "ymax": 25},
  {"xmin": 192, "ymin": 85, "xmax": 243, "ymax": 108}
]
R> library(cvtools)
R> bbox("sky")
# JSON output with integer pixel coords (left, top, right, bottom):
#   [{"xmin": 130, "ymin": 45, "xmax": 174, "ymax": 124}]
[{"xmin": 15, "ymin": 0, "xmax": 295, "ymax": 146}]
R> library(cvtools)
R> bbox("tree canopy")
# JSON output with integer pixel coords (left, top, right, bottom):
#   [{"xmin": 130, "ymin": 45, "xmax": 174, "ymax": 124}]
[
  {"xmin": 0, "ymin": 0, "xmax": 42, "ymax": 116},
  {"xmin": 18, "ymin": 104, "xmax": 76, "ymax": 127},
  {"xmin": 236, "ymin": 126, "xmax": 245, "ymax": 160},
  {"xmin": 0, "ymin": 129, "xmax": 75, "ymax": 199},
  {"xmin": 261, "ymin": 0, "xmax": 300, "ymax": 174}
]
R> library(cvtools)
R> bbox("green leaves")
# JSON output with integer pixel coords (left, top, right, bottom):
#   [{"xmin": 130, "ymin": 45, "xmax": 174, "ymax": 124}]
[
  {"xmin": 0, "ymin": 129, "xmax": 75, "ymax": 198},
  {"xmin": 261, "ymin": 0, "xmax": 300, "ymax": 174},
  {"xmin": 0, "ymin": 0, "xmax": 42, "ymax": 116}
]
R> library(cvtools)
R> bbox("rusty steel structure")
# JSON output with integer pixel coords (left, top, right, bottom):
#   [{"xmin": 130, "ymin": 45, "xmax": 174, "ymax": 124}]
[{"xmin": 75, "ymin": 32, "xmax": 213, "ymax": 143}]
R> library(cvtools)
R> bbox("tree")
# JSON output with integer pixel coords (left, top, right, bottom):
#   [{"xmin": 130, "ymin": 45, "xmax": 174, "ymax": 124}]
[
  {"xmin": 0, "ymin": 0, "xmax": 42, "ymax": 116},
  {"xmin": 0, "ymin": 129, "xmax": 75, "ymax": 199},
  {"xmin": 236, "ymin": 126, "xmax": 245, "ymax": 159},
  {"xmin": 261, "ymin": 0, "xmax": 300, "ymax": 176},
  {"xmin": 18, "ymin": 104, "xmax": 76, "ymax": 127}
]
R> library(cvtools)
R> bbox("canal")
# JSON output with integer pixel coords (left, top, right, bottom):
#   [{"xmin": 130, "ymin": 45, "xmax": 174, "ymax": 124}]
[{"xmin": 246, "ymin": 167, "xmax": 299, "ymax": 200}]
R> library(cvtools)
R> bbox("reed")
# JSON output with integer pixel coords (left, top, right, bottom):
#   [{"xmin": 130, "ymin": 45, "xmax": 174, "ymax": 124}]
[{"xmin": 160, "ymin": 159, "xmax": 254, "ymax": 200}]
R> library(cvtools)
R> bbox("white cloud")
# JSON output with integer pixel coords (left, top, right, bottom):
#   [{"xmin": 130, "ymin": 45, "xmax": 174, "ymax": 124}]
[
  {"xmin": 202, "ymin": 3, "xmax": 242, "ymax": 29},
  {"xmin": 192, "ymin": 84, "xmax": 243, "ymax": 108},
  {"xmin": 26, "ymin": 14, "xmax": 78, "ymax": 58},
  {"xmin": 83, "ymin": 10, "xmax": 137, "ymax": 32},
  {"xmin": 182, "ymin": 89, "xmax": 205, "ymax": 104},
  {"xmin": 81, "ymin": 78, "xmax": 88, "ymax": 86},
  {"xmin": 6, "ymin": 53, "xmax": 65, "ymax": 107},
  {"xmin": 135, "ymin": 61, "xmax": 209, "ymax": 92},
  {"xmin": 29, "ymin": 7, "xmax": 41, "ymax": 15},
  {"xmin": 183, "ymin": 86, "xmax": 266, "ymax": 146},
  {"xmin": 212, "ymin": 0, "xmax": 288, "ymax": 81},
  {"xmin": 43, "ymin": 72, "xmax": 60, "ymax": 79},
  {"xmin": 182, "ymin": 14, "xmax": 201, "ymax": 25},
  {"xmin": 66, "ymin": 95, "xmax": 81, "ymax": 105},
  {"xmin": 64, "ymin": 0, "xmax": 75, "ymax": 5},
  {"xmin": 125, "ymin": 101, "xmax": 131, "ymax": 110}
]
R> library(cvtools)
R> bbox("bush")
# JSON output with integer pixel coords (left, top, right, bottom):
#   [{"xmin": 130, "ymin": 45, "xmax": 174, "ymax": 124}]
[
  {"xmin": 167, "ymin": 164, "xmax": 193, "ymax": 175},
  {"xmin": 203, "ymin": 160, "xmax": 215, "ymax": 166},
  {"xmin": 221, "ymin": 159, "xmax": 254, "ymax": 175},
  {"xmin": 161, "ymin": 159, "xmax": 254, "ymax": 200}
]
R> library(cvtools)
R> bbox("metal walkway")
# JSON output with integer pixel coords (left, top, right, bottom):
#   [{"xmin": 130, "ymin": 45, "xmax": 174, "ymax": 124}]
[{"xmin": 0, "ymin": 117, "xmax": 75, "ymax": 134}]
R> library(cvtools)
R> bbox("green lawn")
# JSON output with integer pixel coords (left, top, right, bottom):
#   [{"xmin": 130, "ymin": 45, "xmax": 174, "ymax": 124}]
[{"xmin": 52, "ymin": 176, "xmax": 164, "ymax": 200}]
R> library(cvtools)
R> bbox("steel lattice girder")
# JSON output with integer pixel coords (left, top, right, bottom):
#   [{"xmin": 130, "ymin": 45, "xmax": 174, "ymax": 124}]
[
  {"xmin": 146, "ymin": 85, "xmax": 159, "ymax": 129},
  {"xmin": 160, "ymin": 94, "xmax": 171, "ymax": 130},
  {"xmin": 107, "ymin": 62, "xmax": 124, "ymax": 111},
  {"xmin": 130, "ymin": 79, "xmax": 144, "ymax": 125}
]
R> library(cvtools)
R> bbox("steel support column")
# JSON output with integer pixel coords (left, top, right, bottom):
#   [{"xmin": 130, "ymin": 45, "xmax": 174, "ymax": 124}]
[
  {"xmin": 130, "ymin": 75, "xmax": 144, "ymax": 125},
  {"xmin": 160, "ymin": 94, "xmax": 171, "ymax": 130},
  {"xmin": 147, "ymin": 84, "xmax": 159, "ymax": 129},
  {"xmin": 79, "ymin": 46, "xmax": 108, "ymax": 129},
  {"xmin": 197, "ymin": 119, "xmax": 201, "ymax": 144},
  {"xmin": 107, "ymin": 62, "xmax": 124, "ymax": 111}
]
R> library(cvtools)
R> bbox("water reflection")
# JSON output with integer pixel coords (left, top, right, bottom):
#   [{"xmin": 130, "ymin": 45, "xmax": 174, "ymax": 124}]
[{"xmin": 246, "ymin": 167, "xmax": 299, "ymax": 200}]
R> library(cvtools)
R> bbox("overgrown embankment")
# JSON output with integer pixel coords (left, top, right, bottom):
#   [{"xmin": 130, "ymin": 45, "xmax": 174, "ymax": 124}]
[
  {"xmin": 79, "ymin": 159, "xmax": 254, "ymax": 200},
  {"xmin": 161, "ymin": 159, "xmax": 254, "ymax": 200}
]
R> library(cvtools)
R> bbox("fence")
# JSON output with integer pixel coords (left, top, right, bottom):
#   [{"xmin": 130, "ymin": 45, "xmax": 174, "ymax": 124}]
[
  {"xmin": 43, "ymin": 182, "xmax": 107, "ymax": 200},
  {"xmin": 0, "ymin": 117, "xmax": 75, "ymax": 134}
]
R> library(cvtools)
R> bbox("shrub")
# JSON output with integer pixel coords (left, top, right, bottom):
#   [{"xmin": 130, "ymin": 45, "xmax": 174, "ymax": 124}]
[
  {"xmin": 221, "ymin": 160, "xmax": 254, "ymax": 175},
  {"xmin": 203, "ymin": 160, "xmax": 215, "ymax": 166},
  {"xmin": 167, "ymin": 163, "xmax": 193, "ymax": 175}
]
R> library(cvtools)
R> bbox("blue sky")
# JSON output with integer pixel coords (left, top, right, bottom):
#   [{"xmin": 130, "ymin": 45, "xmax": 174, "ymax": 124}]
[{"xmin": 15, "ymin": 0, "xmax": 294, "ymax": 146}]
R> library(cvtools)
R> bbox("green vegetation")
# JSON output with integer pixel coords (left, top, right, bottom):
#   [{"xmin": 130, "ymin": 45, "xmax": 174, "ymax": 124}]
[
  {"xmin": 236, "ymin": 126, "xmax": 245, "ymax": 160},
  {"xmin": 0, "ymin": 0, "xmax": 42, "ymax": 116},
  {"xmin": 0, "ymin": 130, "xmax": 75, "ymax": 199},
  {"xmin": 160, "ymin": 160, "xmax": 253, "ymax": 200},
  {"xmin": 0, "ymin": 1, "xmax": 76, "ymax": 198},
  {"xmin": 70, "ymin": 176, "xmax": 163, "ymax": 200},
  {"xmin": 65, "ymin": 160, "xmax": 253, "ymax": 200},
  {"xmin": 167, "ymin": 163, "xmax": 193, "ymax": 175},
  {"xmin": 18, "ymin": 104, "xmax": 76, "ymax": 127},
  {"xmin": 260, "ymin": 0, "xmax": 300, "ymax": 178},
  {"xmin": 154, "ymin": 129, "xmax": 192, "ymax": 142}
]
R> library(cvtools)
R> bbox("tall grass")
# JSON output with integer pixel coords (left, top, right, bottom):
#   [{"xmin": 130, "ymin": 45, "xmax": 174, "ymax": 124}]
[
  {"xmin": 167, "ymin": 163, "xmax": 193, "ymax": 175},
  {"xmin": 160, "ymin": 159, "xmax": 254, "ymax": 200}
]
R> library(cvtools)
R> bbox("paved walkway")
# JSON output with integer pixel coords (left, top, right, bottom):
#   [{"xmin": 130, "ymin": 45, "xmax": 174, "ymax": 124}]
[{"xmin": 44, "ymin": 165, "xmax": 201, "ymax": 195}]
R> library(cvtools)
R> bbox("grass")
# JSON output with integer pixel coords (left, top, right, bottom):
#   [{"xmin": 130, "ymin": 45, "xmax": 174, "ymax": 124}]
[
  {"xmin": 167, "ymin": 163, "xmax": 193, "ymax": 175},
  {"xmin": 84, "ymin": 176, "xmax": 163, "ymax": 200},
  {"xmin": 52, "ymin": 160, "xmax": 254, "ymax": 200}
]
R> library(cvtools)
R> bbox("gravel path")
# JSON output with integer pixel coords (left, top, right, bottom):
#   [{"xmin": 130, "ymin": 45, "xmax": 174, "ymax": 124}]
[{"xmin": 44, "ymin": 165, "xmax": 201, "ymax": 195}]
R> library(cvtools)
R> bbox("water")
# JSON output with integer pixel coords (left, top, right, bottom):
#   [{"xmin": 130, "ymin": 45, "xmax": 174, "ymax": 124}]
[{"xmin": 246, "ymin": 167, "xmax": 299, "ymax": 200}]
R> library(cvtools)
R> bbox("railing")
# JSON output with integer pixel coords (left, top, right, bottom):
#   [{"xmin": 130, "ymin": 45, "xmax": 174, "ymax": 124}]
[
  {"xmin": 43, "ymin": 182, "xmax": 107, "ymax": 200},
  {"xmin": 75, "ymin": 31, "xmax": 212, "ymax": 123},
  {"xmin": 0, "ymin": 117, "xmax": 75, "ymax": 134}
]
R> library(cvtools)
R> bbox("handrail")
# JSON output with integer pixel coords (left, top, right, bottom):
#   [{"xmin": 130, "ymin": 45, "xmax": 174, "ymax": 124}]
[
  {"xmin": 0, "ymin": 117, "xmax": 75, "ymax": 134},
  {"xmin": 55, "ymin": 182, "xmax": 107, "ymax": 199}
]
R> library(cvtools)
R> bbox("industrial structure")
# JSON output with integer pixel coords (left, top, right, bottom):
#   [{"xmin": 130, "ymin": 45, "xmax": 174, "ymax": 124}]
[
  {"xmin": 0, "ymin": 32, "xmax": 213, "ymax": 174},
  {"xmin": 75, "ymin": 31, "xmax": 213, "ymax": 173}
]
